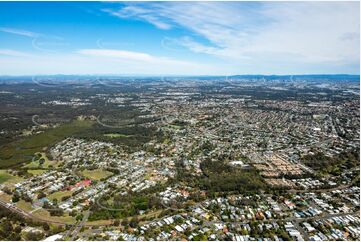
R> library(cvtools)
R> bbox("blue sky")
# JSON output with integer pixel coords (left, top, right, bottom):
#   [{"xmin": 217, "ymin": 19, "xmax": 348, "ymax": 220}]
[{"xmin": 0, "ymin": 1, "xmax": 359, "ymax": 75}]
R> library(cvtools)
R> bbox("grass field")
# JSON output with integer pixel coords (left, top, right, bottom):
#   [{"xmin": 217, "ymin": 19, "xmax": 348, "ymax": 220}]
[
  {"xmin": 0, "ymin": 170, "xmax": 15, "ymax": 183},
  {"xmin": 81, "ymin": 169, "xmax": 113, "ymax": 180},
  {"xmin": 27, "ymin": 169, "xmax": 47, "ymax": 176},
  {"xmin": 103, "ymin": 133, "xmax": 132, "ymax": 138},
  {"xmin": 0, "ymin": 120, "xmax": 94, "ymax": 168},
  {"xmin": 23, "ymin": 152, "xmax": 59, "ymax": 169},
  {"xmin": 32, "ymin": 209, "xmax": 76, "ymax": 224},
  {"xmin": 0, "ymin": 192, "xmax": 12, "ymax": 202},
  {"xmin": 48, "ymin": 190, "xmax": 73, "ymax": 201},
  {"xmin": 85, "ymin": 219, "xmax": 113, "ymax": 226},
  {"xmin": 0, "ymin": 170, "xmax": 24, "ymax": 184},
  {"xmin": 16, "ymin": 200, "xmax": 34, "ymax": 212}
]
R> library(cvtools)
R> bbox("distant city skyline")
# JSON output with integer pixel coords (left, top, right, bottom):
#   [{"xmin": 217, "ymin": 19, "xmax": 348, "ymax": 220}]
[{"xmin": 0, "ymin": 1, "xmax": 359, "ymax": 75}]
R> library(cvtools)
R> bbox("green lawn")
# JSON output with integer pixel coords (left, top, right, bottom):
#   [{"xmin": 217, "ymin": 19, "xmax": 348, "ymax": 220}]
[
  {"xmin": 48, "ymin": 190, "xmax": 73, "ymax": 201},
  {"xmin": 0, "ymin": 170, "xmax": 14, "ymax": 183},
  {"xmin": 23, "ymin": 152, "xmax": 59, "ymax": 169},
  {"xmin": 27, "ymin": 169, "xmax": 47, "ymax": 176},
  {"xmin": 81, "ymin": 169, "xmax": 113, "ymax": 180},
  {"xmin": 0, "ymin": 170, "xmax": 23, "ymax": 184},
  {"xmin": 32, "ymin": 209, "xmax": 76, "ymax": 224},
  {"xmin": 16, "ymin": 200, "xmax": 34, "ymax": 212},
  {"xmin": 0, "ymin": 120, "xmax": 94, "ymax": 168}
]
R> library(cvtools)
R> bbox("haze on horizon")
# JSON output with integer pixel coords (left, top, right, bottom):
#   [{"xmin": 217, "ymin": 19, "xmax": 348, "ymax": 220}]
[{"xmin": 0, "ymin": 1, "xmax": 359, "ymax": 76}]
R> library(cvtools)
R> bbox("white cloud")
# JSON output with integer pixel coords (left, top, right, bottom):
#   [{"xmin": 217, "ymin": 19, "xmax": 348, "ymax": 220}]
[
  {"xmin": 78, "ymin": 49, "xmax": 154, "ymax": 62},
  {"xmin": 0, "ymin": 49, "xmax": 216, "ymax": 75},
  {"xmin": 103, "ymin": 6, "xmax": 172, "ymax": 30},
  {"xmin": 0, "ymin": 27, "xmax": 40, "ymax": 37},
  {"xmin": 1, "ymin": 2, "xmax": 358, "ymax": 75},
  {"xmin": 77, "ymin": 48, "xmax": 199, "ymax": 67},
  {"xmin": 106, "ymin": 1, "xmax": 360, "ymax": 73},
  {"xmin": 0, "ymin": 49, "xmax": 33, "ymax": 57}
]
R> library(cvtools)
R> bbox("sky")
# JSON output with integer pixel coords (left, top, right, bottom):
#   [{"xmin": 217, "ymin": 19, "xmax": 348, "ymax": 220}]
[{"xmin": 0, "ymin": 1, "xmax": 359, "ymax": 75}]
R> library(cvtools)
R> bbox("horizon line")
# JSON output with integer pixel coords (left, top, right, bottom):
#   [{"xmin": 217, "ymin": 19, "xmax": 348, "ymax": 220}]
[{"xmin": 0, "ymin": 73, "xmax": 360, "ymax": 77}]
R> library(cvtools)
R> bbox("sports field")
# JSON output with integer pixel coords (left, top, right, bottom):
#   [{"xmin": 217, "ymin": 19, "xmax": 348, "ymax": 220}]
[{"xmin": 81, "ymin": 169, "xmax": 113, "ymax": 180}]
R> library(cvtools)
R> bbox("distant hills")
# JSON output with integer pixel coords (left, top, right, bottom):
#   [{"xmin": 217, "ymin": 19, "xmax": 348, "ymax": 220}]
[{"xmin": 0, "ymin": 74, "xmax": 359, "ymax": 83}]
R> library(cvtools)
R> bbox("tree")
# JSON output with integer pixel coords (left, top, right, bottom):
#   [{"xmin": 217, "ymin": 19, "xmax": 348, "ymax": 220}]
[
  {"xmin": 42, "ymin": 201, "xmax": 50, "ymax": 209},
  {"xmin": 39, "ymin": 158, "xmax": 45, "ymax": 166},
  {"xmin": 62, "ymin": 195, "xmax": 70, "ymax": 201},
  {"xmin": 12, "ymin": 193, "xmax": 20, "ymax": 203},
  {"xmin": 76, "ymin": 214, "xmax": 84, "ymax": 221},
  {"xmin": 129, "ymin": 216, "xmax": 139, "ymax": 228},
  {"xmin": 23, "ymin": 194, "xmax": 32, "ymax": 203},
  {"xmin": 121, "ymin": 218, "xmax": 129, "ymax": 227},
  {"xmin": 37, "ymin": 191, "xmax": 46, "ymax": 199},
  {"xmin": 7, "ymin": 233, "xmax": 21, "ymax": 241},
  {"xmin": 25, "ymin": 231, "xmax": 44, "ymax": 241},
  {"xmin": 49, "ymin": 208, "xmax": 64, "ymax": 217},
  {"xmin": 14, "ymin": 226, "xmax": 22, "ymax": 234},
  {"xmin": 113, "ymin": 219, "xmax": 120, "ymax": 226},
  {"xmin": 2, "ymin": 186, "xmax": 12, "ymax": 195},
  {"xmin": 0, "ymin": 220, "xmax": 13, "ymax": 235},
  {"xmin": 42, "ymin": 223, "xmax": 50, "ymax": 231}
]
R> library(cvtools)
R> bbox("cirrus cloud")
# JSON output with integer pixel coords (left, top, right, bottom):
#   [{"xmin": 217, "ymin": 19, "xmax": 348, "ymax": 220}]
[{"xmin": 104, "ymin": 1, "xmax": 360, "ymax": 74}]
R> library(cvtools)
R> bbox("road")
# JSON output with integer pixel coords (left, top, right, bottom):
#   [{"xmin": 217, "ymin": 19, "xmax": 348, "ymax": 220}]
[{"xmin": 69, "ymin": 210, "xmax": 90, "ymax": 240}]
